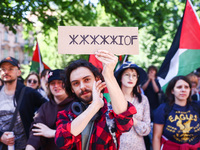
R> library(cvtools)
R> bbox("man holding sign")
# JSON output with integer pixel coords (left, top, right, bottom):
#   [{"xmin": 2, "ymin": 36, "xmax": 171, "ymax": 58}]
[{"xmin": 55, "ymin": 50, "xmax": 137, "ymax": 150}]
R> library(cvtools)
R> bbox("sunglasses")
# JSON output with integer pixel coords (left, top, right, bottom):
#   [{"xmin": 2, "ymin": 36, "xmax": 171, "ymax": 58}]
[{"xmin": 27, "ymin": 79, "xmax": 38, "ymax": 84}]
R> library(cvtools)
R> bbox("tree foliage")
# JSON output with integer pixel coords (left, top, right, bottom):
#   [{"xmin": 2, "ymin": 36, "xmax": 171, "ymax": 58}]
[
  {"xmin": 0, "ymin": 0, "xmax": 97, "ymax": 34},
  {"xmin": 99, "ymin": 0, "xmax": 200, "ymax": 69},
  {"xmin": 0, "ymin": 0, "xmax": 97, "ymax": 74},
  {"xmin": 1, "ymin": 0, "xmax": 200, "ymax": 73}
]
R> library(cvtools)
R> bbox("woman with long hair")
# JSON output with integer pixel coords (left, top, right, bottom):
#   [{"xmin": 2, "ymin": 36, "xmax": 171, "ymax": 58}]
[
  {"xmin": 25, "ymin": 72, "xmax": 40, "ymax": 89},
  {"xmin": 153, "ymin": 76, "xmax": 200, "ymax": 150},
  {"xmin": 25, "ymin": 72, "xmax": 49, "ymax": 100},
  {"xmin": 115, "ymin": 62, "xmax": 151, "ymax": 150}
]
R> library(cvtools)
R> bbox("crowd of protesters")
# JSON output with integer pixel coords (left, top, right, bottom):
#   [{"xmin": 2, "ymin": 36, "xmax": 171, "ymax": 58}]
[{"xmin": 0, "ymin": 54, "xmax": 200, "ymax": 150}]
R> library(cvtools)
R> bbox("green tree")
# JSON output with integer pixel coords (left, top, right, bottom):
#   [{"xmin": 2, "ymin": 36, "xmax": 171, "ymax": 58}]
[
  {"xmin": 0, "ymin": 0, "xmax": 97, "ymax": 34},
  {"xmin": 0, "ymin": 0, "xmax": 97, "ymax": 75},
  {"xmin": 100, "ymin": 0, "xmax": 200, "ymax": 69},
  {"xmin": 1, "ymin": 0, "xmax": 200, "ymax": 73}
]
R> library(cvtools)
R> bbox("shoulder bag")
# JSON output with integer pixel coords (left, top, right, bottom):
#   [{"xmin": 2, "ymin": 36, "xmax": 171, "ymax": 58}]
[{"xmin": 0, "ymin": 87, "xmax": 26, "ymax": 150}]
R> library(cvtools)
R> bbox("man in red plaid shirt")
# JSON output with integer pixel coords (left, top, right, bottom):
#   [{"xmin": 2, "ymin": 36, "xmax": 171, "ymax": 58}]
[{"xmin": 55, "ymin": 50, "xmax": 137, "ymax": 150}]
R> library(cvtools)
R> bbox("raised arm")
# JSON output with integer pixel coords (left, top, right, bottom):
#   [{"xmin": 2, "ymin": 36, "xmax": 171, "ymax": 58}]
[
  {"xmin": 95, "ymin": 50, "xmax": 128, "ymax": 114},
  {"xmin": 141, "ymin": 78, "xmax": 150, "ymax": 91},
  {"xmin": 151, "ymin": 79, "xmax": 160, "ymax": 93}
]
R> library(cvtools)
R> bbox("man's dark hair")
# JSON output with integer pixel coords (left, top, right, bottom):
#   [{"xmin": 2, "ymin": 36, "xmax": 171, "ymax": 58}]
[
  {"xmin": 40, "ymin": 69, "xmax": 50, "ymax": 78},
  {"xmin": 63, "ymin": 59, "xmax": 104, "ymax": 97},
  {"xmin": 166, "ymin": 75, "xmax": 192, "ymax": 105},
  {"xmin": 147, "ymin": 65, "xmax": 158, "ymax": 74}
]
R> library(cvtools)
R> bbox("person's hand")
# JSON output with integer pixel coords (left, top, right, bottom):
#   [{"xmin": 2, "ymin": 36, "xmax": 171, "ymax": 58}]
[
  {"xmin": 32, "ymin": 123, "xmax": 55, "ymax": 138},
  {"xmin": 91, "ymin": 80, "xmax": 106, "ymax": 109},
  {"xmin": 0, "ymin": 132, "xmax": 15, "ymax": 146},
  {"xmin": 148, "ymin": 73, "xmax": 155, "ymax": 81},
  {"xmin": 192, "ymin": 88, "xmax": 199, "ymax": 95},
  {"xmin": 95, "ymin": 50, "xmax": 118, "ymax": 78},
  {"xmin": 133, "ymin": 117, "xmax": 138, "ymax": 126}
]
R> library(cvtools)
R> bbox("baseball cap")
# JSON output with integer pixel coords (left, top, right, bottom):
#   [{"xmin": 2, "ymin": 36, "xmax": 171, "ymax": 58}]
[
  {"xmin": 48, "ymin": 69, "xmax": 64, "ymax": 83},
  {"xmin": 0, "ymin": 56, "xmax": 20, "ymax": 69}
]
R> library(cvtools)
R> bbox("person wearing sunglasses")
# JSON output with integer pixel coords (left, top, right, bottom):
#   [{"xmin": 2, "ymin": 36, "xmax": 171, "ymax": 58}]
[
  {"xmin": 26, "ymin": 69, "xmax": 75, "ymax": 150},
  {"xmin": 25, "ymin": 72, "xmax": 49, "ymax": 100},
  {"xmin": 25, "ymin": 72, "xmax": 40, "ymax": 90}
]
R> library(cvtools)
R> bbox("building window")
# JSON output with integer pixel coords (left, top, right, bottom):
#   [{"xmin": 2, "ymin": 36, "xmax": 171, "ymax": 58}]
[
  {"xmin": 15, "ymin": 33, "xmax": 18, "ymax": 43},
  {"xmin": 23, "ymin": 53, "xmax": 29, "ymax": 64},
  {"xmin": 4, "ymin": 31, "xmax": 8, "ymax": 41},
  {"xmin": 3, "ymin": 49, "xmax": 9, "ymax": 58},
  {"xmin": 14, "ymin": 50, "xmax": 19, "ymax": 60},
  {"xmin": 25, "ymin": 39, "xmax": 29, "ymax": 44}
]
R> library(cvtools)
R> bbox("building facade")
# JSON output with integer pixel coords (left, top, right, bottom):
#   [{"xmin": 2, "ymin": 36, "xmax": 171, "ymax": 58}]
[{"xmin": 0, "ymin": 23, "xmax": 31, "ymax": 64}]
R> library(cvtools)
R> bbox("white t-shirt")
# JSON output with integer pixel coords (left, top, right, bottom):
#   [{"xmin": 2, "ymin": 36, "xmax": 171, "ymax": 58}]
[{"xmin": 0, "ymin": 86, "xmax": 27, "ymax": 149}]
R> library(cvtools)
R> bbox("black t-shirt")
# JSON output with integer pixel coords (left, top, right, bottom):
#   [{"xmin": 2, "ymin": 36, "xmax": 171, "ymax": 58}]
[{"xmin": 143, "ymin": 79, "xmax": 161, "ymax": 111}]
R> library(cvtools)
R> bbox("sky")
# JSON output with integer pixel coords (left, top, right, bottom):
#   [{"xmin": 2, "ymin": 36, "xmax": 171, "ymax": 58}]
[{"xmin": 84, "ymin": 0, "xmax": 99, "ymax": 6}]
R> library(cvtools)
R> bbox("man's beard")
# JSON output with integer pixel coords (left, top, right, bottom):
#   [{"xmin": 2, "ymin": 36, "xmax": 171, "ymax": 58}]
[
  {"xmin": 77, "ymin": 89, "xmax": 93, "ymax": 104},
  {"xmin": 78, "ymin": 96, "xmax": 92, "ymax": 104},
  {"xmin": 3, "ymin": 78, "xmax": 16, "ymax": 84}
]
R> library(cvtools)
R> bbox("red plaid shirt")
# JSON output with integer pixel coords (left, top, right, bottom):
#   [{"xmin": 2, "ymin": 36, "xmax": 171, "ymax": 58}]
[{"xmin": 55, "ymin": 98, "xmax": 137, "ymax": 150}]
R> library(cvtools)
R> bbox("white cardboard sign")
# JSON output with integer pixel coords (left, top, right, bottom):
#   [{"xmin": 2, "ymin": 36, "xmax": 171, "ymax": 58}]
[{"xmin": 58, "ymin": 26, "xmax": 139, "ymax": 55}]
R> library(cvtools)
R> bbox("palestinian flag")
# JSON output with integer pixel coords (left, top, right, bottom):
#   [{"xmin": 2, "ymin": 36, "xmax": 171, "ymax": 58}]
[
  {"xmin": 115, "ymin": 55, "xmax": 127, "ymax": 71},
  {"xmin": 30, "ymin": 41, "xmax": 50, "ymax": 74},
  {"xmin": 88, "ymin": 54, "xmax": 103, "ymax": 72},
  {"xmin": 89, "ymin": 54, "xmax": 111, "ymax": 102},
  {"xmin": 157, "ymin": 0, "xmax": 200, "ymax": 91},
  {"xmin": 89, "ymin": 54, "xmax": 128, "ymax": 102}
]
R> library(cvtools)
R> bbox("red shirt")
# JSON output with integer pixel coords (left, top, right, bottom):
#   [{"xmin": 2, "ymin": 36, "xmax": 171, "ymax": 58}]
[{"xmin": 55, "ymin": 98, "xmax": 137, "ymax": 150}]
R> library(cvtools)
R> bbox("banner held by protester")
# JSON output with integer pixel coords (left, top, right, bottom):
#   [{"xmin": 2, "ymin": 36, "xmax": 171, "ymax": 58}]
[{"xmin": 58, "ymin": 26, "xmax": 139, "ymax": 55}]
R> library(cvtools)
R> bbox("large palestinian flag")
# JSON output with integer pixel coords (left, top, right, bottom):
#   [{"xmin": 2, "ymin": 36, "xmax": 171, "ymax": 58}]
[
  {"xmin": 30, "ymin": 41, "xmax": 50, "ymax": 74},
  {"xmin": 157, "ymin": 0, "xmax": 200, "ymax": 91}
]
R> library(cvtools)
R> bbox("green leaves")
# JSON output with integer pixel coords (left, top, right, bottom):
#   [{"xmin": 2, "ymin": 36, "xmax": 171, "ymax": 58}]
[{"xmin": 1, "ymin": 0, "xmax": 200, "ymax": 73}]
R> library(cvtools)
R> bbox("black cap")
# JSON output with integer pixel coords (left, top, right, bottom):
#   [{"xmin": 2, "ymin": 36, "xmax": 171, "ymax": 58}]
[
  {"xmin": 48, "ymin": 69, "xmax": 64, "ymax": 83},
  {"xmin": 0, "ymin": 56, "xmax": 20, "ymax": 69},
  {"xmin": 114, "ymin": 61, "xmax": 147, "ymax": 85}
]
